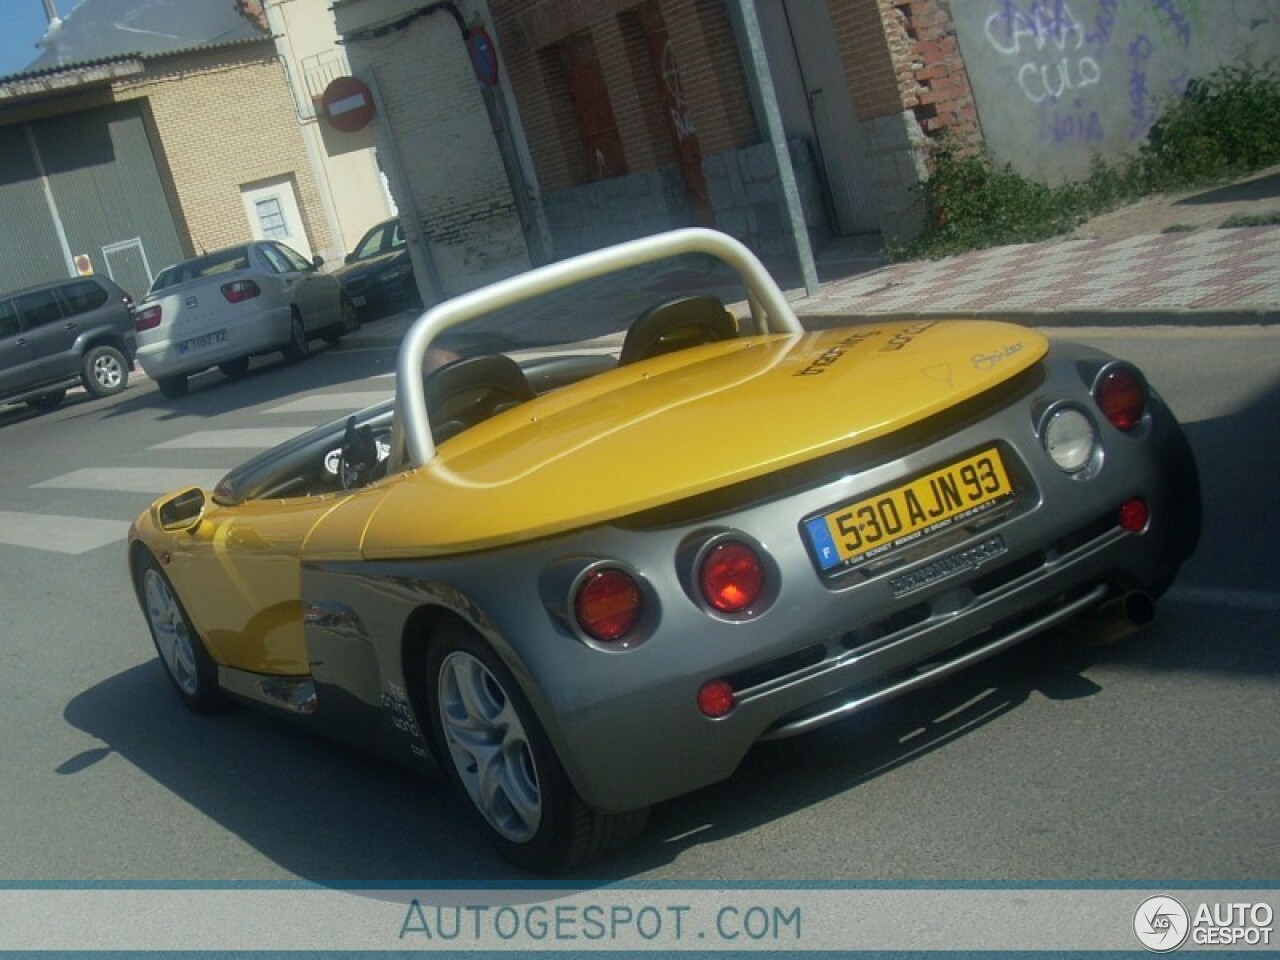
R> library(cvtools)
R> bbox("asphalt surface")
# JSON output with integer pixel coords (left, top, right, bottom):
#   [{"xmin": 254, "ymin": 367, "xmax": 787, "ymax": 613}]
[{"xmin": 345, "ymin": 224, "xmax": 1280, "ymax": 356}]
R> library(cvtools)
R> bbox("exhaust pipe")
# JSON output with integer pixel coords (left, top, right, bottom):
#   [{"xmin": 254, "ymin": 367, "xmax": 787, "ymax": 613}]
[{"xmin": 1083, "ymin": 590, "xmax": 1156, "ymax": 646}]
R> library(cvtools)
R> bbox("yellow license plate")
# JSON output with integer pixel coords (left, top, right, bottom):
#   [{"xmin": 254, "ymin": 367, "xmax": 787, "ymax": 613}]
[{"xmin": 805, "ymin": 448, "xmax": 1014, "ymax": 572}]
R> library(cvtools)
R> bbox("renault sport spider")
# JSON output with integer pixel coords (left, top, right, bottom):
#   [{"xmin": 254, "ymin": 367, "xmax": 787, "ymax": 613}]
[{"xmin": 128, "ymin": 229, "xmax": 1200, "ymax": 871}]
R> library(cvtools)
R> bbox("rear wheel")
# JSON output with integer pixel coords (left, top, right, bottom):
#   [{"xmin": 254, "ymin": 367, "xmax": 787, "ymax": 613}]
[
  {"xmin": 26, "ymin": 389, "xmax": 66, "ymax": 412},
  {"xmin": 156, "ymin": 374, "xmax": 188, "ymax": 399},
  {"xmin": 425, "ymin": 622, "xmax": 647, "ymax": 871},
  {"xmin": 81, "ymin": 345, "xmax": 129, "ymax": 398},
  {"xmin": 282, "ymin": 312, "xmax": 309, "ymax": 363},
  {"xmin": 132, "ymin": 551, "xmax": 227, "ymax": 714},
  {"xmin": 218, "ymin": 357, "xmax": 250, "ymax": 379}
]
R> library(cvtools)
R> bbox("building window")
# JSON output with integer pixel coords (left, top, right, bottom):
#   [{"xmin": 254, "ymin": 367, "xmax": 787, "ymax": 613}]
[{"xmin": 255, "ymin": 197, "xmax": 290, "ymax": 241}]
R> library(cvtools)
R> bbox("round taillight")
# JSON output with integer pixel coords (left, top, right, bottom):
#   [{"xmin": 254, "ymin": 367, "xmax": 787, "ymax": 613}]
[
  {"xmin": 573, "ymin": 569, "xmax": 641, "ymax": 643},
  {"xmin": 699, "ymin": 541, "xmax": 765, "ymax": 614},
  {"xmin": 1118, "ymin": 497, "xmax": 1149, "ymax": 533},
  {"xmin": 697, "ymin": 679, "xmax": 736, "ymax": 718},
  {"xmin": 1095, "ymin": 366, "xmax": 1146, "ymax": 431}
]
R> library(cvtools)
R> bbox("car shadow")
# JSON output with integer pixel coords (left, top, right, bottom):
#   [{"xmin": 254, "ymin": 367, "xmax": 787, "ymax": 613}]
[{"xmin": 65, "ymin": 623, "xmax": 1120, "ymax": 884}]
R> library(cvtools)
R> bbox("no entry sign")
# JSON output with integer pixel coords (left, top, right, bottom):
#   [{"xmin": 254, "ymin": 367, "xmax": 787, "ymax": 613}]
[{"xmin": 320, "ymin": 76, "xmax": 375, "ymax": 132}]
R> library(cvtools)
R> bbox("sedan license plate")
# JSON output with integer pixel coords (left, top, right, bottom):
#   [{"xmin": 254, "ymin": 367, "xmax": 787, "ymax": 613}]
[
  {"xmin": 805, "ymin": 448, "xmax": 1014, "ymax": 572},
  {"xmin": 177, "ymin": 329, "xmax": 228, "ymax": 355}
]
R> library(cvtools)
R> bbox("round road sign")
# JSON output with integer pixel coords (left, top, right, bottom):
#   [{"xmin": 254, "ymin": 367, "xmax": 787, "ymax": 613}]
[{"xmin": 320, "ymin": 76, "xmax": 375, "ymax": 132}]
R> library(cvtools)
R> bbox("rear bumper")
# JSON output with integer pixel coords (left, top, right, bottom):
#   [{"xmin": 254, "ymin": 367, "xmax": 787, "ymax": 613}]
[{"xmin": 137, "ymin": 309, "xmax": 291, "ymax": 378}]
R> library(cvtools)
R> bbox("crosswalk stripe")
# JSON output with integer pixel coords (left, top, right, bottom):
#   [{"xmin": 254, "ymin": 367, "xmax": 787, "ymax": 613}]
[
  {"xmin": 32, "ymin": 468, "xmax": 228, "ymax": 493},
  {"xmin": 0, "ymin": 511, "xmax": 131, "ymax": 555},
  {"xmin": 152, "ymin": 428, "xmax": 310, "ymax": 450},
  {"xmin": 266, "ymin": 392, "xmax": 391, "ymax": 414}
]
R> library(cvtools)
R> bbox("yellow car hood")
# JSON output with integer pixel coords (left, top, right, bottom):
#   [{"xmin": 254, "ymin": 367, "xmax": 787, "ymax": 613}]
[{"xmin": 358, "ymin": 320, "xmax": 1047, "ymax": 558}]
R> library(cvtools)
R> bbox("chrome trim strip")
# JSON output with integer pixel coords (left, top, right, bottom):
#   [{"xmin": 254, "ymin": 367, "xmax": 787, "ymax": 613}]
[
  {"xmin": 218, "ymin": 666, "xmax": 318, "ymax": 715},
  {"xmin": 759, "ymin": 583, "xmax": 1108, "ymax": 740}
]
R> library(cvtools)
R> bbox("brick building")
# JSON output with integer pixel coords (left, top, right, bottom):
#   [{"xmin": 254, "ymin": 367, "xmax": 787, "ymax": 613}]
[{"xmin": 333, "ymin": 0, "xmax": 981, "ymax": 295}]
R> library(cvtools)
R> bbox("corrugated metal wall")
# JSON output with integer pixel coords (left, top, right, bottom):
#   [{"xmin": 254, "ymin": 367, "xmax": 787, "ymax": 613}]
[{"xmin": 0, "ymin": 101, "xmax": 185, "ymax": 299}]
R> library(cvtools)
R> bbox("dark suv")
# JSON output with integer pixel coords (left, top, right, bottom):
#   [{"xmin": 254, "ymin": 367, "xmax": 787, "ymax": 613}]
[{"xmin": 0, "ymin": 275, "xmax": 137, "ymax": 411}]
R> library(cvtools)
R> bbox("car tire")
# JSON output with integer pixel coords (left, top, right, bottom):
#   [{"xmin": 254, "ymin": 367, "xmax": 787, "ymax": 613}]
[
  {"xmin": 425, "ymin": 621, "xmax": 648, "ymax": 872},
  {"xmin": 323, "ymin": 298, "xmax": 360, "ymax": 347},
  {"xmin": 282, "ymin": 312, "xmax": 309, "ymax": 363},
  {"xmin": 156, "ymin": 374, "xmax": 188, "ymax": 399},
  {"xmin": 132, "ymin": 550, "xmax": 228, "ymax": 715},
  {"xmin": 26, "ymin": 389, "xmax": 66, "ymax": 412},
  {"xmin": 218, "ymin": 357, "xmax": 250, "ymax": 379},
  {"xmin": 81, "ymin": 344, "xmax": 129, "ymax": 398}
]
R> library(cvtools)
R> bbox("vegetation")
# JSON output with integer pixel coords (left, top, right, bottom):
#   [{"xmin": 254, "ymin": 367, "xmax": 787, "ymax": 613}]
[{"xmin": 896, "ymin": 62, "xmax": 1280, "ymax": 260}]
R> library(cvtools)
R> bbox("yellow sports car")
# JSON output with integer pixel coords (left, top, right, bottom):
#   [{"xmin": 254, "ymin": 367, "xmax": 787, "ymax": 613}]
[{"xmin": 128, "ymin": 229, "xmax": 1200, "ymax": 871}]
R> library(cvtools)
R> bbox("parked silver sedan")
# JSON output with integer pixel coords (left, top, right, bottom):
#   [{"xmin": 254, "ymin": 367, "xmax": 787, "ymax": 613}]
[{"xmin": 135, "ymin": 241, "xmax": 358, "ymax": 398}]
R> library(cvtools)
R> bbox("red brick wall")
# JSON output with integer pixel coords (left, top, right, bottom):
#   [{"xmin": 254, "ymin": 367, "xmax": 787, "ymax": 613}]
[
  {"xmin": 490, "ymin": 0, "xmax": 756, "ymax": 191},
  {"xmin": 830, "ymin": 0, "xmax": 981, "ymax": 149}
]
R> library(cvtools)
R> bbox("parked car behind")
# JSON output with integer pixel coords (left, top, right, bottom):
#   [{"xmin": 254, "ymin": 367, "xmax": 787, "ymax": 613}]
[
  {"xmin": 0, "ymin": 274, "xmax": 136, "ymax": 412},
  {"xmin": 331, "ymin": 217, "xmax": 421, "ymax": 319},
  {"xmin": 135, "ymin": 241, "xmax": 359, "ymax": 398}
]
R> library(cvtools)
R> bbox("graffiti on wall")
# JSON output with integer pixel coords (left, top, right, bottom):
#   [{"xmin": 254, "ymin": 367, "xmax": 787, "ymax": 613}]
[{"xmin": 980, "ymin": 0, "xmax": 1201, "ymax": 147}]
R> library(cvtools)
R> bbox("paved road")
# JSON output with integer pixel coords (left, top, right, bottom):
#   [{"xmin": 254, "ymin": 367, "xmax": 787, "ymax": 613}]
[{"xmin": 0, "ymin": 326, "xmax": 1275, "ymax": 884}]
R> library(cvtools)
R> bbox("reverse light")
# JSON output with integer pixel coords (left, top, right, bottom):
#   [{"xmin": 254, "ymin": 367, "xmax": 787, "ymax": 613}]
[
  {"xmin": 699, "ymin": 541, "xmax": 765, "ymax": 614},
  {"xmin": 221, "ymin": 279, "xmax": 261, "ymax": 304},
  {"xmin": 1118, "ymin": 497, "xmax": 1149, "ymax": 533},
  {"xmin": 134, "ymin": 305, "xmax": 163, "ymax": 332},
  {"xmin": 573, "ymin": 568, "xmax": 642, "ymax": 643},
  {"xmin": 697, "ymin": 679, "xmax": 736, "ymax": 718},
  {"xmin": 1095, "ymin": 365, "xmax": 1147, "ymax": 431},
  {"xmin": 1043, "ymin": 406, "xmax": 1096, "ymax": 473}
]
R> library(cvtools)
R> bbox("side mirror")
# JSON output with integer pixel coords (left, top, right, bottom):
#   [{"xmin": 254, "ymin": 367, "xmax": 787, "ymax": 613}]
[
  {"xmin": 311, "ymin": 255, "xmax": 325, "ymax": 270},
  {"xmin": 153, "ymin": 487, "xmax": 206, "ymax": 533}
]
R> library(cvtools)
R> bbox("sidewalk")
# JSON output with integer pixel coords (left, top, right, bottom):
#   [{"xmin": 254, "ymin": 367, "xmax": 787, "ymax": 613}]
[{"xmin": 345, "ymin": 224, "xmax": 1280, "ymax": 352}]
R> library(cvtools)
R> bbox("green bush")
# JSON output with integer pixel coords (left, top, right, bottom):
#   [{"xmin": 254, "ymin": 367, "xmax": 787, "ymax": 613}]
[{"xmin": 897, "ymin": 61, "xmax": 1280, "ymax": 260}]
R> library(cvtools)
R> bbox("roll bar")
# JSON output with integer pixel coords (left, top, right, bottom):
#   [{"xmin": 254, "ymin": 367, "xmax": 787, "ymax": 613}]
[{"xmin": 390, "ymin": 228, "xmax": 802, "ymax": 469}]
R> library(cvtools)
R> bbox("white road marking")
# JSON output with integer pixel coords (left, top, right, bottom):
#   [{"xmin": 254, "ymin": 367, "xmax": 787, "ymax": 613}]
[
  {"xmin": 1165, "ymin": 585, "xmax": 1280, "ymax": 613},
  {"xmin": 0, "ymin": 511, "xmax": 131, "ymax": 555},
  {"xmin": 151, "ymin": 428, "xmax": 310, "ymax": 450},
  {"xmin": 265, "ymin": 392, "xmax": 391, "ymax": 414},
  {"xmin": 32, "ymin": 468, "xmax": 228, "ymax": 493}
]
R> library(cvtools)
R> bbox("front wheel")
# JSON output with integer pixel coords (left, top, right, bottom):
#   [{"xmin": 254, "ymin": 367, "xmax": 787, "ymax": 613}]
[
  {"xmin": 323, "ymin": 297, "xmax": 360, "ymax": 346},
  {"xmin": 282, "ymin": 312, "xmax": 309, "ymax": 363},
  {"xmin": 425, "ymin": 622, "xmax": 647, "ymax": 872},
  {"xmin": 132, "ymin": 551, "xmax": 227, "ymax": 714},
  {"xmin": 82, "ymin": 344, "xmax": 129, "ymax": 398}
]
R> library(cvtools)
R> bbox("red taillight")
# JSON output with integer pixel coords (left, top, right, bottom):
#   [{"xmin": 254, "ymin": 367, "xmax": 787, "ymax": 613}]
[
  {"xmin": 573, "ymin": 569, "xmax": 642, "ymax": 643},
  {"xmin": 221, "ymin": 279, "xmax": 261, "ymax": 303},
  {"xmin": 135, "ymin": 305, "xmax": 162, "ymax": 332},
  {"xmin": 697, "ymin": 679, "xmax": 736, "ymax": 718},
  {"xmin": 699, "ymin": 541, "xmax": 765, "ymax": 614},
  {"xmin": 1095, "ymin": 366, "xmax": 1146, "ymax": 431},
  {"xmin": 1118, "ymin": 497, "xmax": 1149, "ymax": 533}
]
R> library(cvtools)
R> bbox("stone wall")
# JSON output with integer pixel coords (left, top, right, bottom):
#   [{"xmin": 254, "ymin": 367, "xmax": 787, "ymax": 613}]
[{"xmin": 541, "ymin": 138, "xmax": 827, "ymax": 260}]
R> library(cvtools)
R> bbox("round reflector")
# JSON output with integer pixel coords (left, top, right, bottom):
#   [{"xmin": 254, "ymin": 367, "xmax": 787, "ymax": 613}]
[
  {"xmin": 1043, "ymin": 407, "xmax": 1096, "ymax": 473},
  {"xmin": 1095, "ymin": 366, "xmax": 1146, "ymax": 431},
  {"xmin": 1118, "ymin": 497, "xmax": 1149, "ymax": 533},
  {"xmin": 699, "ymin": 541, "xmax": 765, "ymax": 614},
  {"xmin": 573, "ymin": 569, "xmax": 641, "ymax": 643},
  {"xmin": 697, "ymin": 679, "xmax": 736, "ymax": 718}
]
